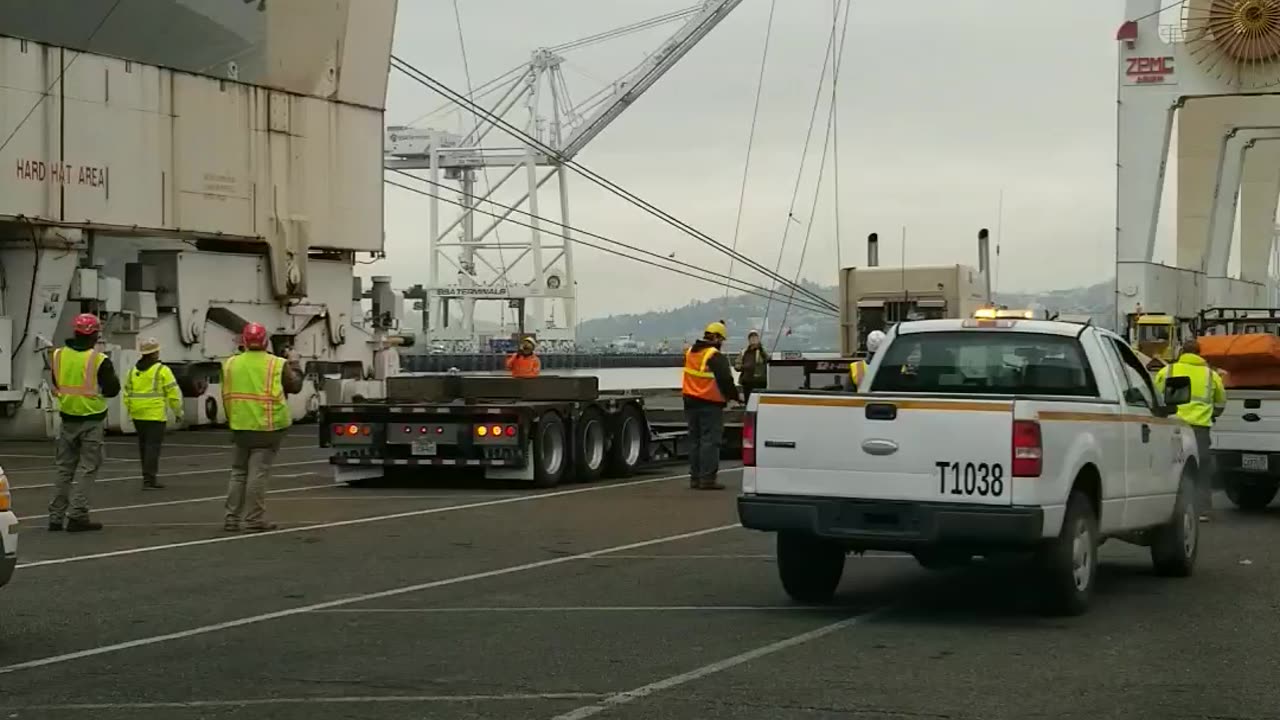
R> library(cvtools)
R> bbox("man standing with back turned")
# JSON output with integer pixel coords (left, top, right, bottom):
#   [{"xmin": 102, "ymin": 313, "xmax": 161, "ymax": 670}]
[
  {"xmin": 123, "ymin": 337, "xmax": 183, "ymax": 490},
  {"xmin": 682, "ymin": 321, "xmax": 740, "ymax": 491},
  {"xmin": 49, "ymin": 313, "xmax": 120, "ymax": 532},
  {"xmin": 221, "ymin": 323, "xmax": 304, "ymax": 532},
  {"xmin": 1154, "ymin": 338, "xmax": 1226, "ymax": 522}
]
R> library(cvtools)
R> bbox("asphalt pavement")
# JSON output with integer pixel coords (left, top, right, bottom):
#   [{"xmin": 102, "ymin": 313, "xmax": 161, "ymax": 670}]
[{"xmin": 1, "ymin": 426, "xmax": 1278, "ymax": 719}]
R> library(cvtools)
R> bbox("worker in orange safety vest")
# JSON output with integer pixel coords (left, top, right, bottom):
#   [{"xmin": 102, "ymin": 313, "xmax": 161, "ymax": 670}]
[
  {"xmin": 507, "ymin": 336, "xmax": 541, "ymax": 378},
  {"xmin": 682, "ymin": 321, "xmax": 740, "ymax": 490}
]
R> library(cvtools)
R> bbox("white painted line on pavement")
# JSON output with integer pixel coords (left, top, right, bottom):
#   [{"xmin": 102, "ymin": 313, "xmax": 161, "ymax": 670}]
[
  {"xmin": 4, "ymin": 445, "xmax": 320, "ymax": 463},
  {"xmin": 314, "ymin": 605, "xmax": 857, "ymax": 614},
  {"xmin": 5, "ymin": 692, "xmax": 606, "ymax": 711},
  {"xmin": 0, "ymin": 523, "xmax": 742, "ymax": 675},
  {"xmin": 550, "ymin": 613, "xmax": 876, "ymax": 720},
  {"xmin": 10, "ymin": 459, "xmax": 328, "ymax": 491},
  {"xmin": 103, "ymin": 441, "xmax": 319, "ymax": 450},
  {"xmin": 15, "ymin": 468, "xmax": 739, "ymax": 570},
  {"xmin": 593, "ymin": 553, "xmax": 914, "ymax": 560},
  {"xmin": 16, "ymin": 481, "xmax": 329, "ymax": 521}
]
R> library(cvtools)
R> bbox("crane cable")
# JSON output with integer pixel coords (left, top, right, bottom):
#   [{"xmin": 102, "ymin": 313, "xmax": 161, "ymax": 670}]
[
  {"xmin": 386, "ymin": 176, "xmax": 838, "ymax": 316},
  {"xmin": 722, "ymin": 0, "xmax": 778, "ymax": 305},
  {"xmin": 773, "ymin": 0, "xmax": 853, "ymax": 349},
  {"xmin": 389, "ymin": 56, "xmax": 839, "ymax": 313},
  {"xmin": 760, "ymin": 8, "xmax": 841, "ymax": 328}
]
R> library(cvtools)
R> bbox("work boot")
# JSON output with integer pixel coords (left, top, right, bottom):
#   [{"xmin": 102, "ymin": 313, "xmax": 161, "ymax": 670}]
[
  {"xmin": 47, "ymin": 519, "xmax": 63, "ymax": 532},
  {"xmin": 223, "ymin": 520, "xmax": 241, "ymax": 533},
  {"xmin": 143, "ymin": 480, "xmax": 167, "ymax": 491},
  {"xmin": 65, "ymin": 517, "xmax": 104, "ymax": 533},
  {"xmin": 689, "ymin": 475, "xmax": 699, "ymax": 489},
  {"xmin": 698, "ymin": 476, "xmax": 726, "ymax": 491},
  {"xmin": 244, "ymin": 522, "xmax": 279, "ymax": 533}
]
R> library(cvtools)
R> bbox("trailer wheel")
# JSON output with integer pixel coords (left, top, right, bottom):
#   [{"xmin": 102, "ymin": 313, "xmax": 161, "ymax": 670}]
[
  {"xmin": 605, "ymin": 404, "xmax": 647, "ymax": 478},
  {"xmin": 574, "ymin": 408, "xmax": 607, "ymax": 483},
  {"xmin": 533, "ymin": 411, "xmax": 568, "ymax": 488}
]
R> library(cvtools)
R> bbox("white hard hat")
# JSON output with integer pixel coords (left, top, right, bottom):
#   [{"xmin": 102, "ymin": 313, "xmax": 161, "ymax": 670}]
[{"xmin": 866, "ymin": 330, "xmax": 887, "ymax": 352}]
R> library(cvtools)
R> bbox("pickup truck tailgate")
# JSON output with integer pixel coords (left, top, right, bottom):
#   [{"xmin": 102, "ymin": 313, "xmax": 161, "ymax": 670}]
[{"xmin": 753, "ymin": 394, "xmax": 1015, "ymax": 506}]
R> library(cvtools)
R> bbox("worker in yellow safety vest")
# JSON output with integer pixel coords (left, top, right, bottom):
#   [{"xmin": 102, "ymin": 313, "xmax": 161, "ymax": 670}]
[
  {"xmin": 849, "ymin": 330, "xmax": 887, "ymax": 391},
  {"xmin": 123, "ymin": 337, "xmax": 184, "ymax": 491},
  {"xmin": 1153, "ymin": 338, "xmax": 1226, "ymax": 522},
  {"xmin": 221, "ymin": 322, "xmax": 304, "ymax": 532},
  {"xmin": 682, "ymin": 321, "xmax": 740, "ymax": 490},
  {"xmin": 48, "ymin": 313, "xmax": 121, "ymax": 532}
]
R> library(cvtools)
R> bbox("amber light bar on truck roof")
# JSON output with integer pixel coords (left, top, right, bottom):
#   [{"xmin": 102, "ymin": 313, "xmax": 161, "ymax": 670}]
[{"xmin": 973, "ymin": 308, "xmax": 1034, "ymax": 320}]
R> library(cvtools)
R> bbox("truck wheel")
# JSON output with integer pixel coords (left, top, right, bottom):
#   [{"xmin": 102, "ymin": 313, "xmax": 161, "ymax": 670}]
[
  {"xmin": 1224, "ymin": 475, "xmax": 1279, "ymax": 512},
  {"xmin": 913, "ymin": 549, "xmax": 972, "ymax": 571},
  {"xmin": 776, "ymin": 533, "xmax": 845, "ymax": 604},
  {"xmin": 1150, "ymin": 466, "xmax": 1199, "ymax": 577},
  {"xmin": 573, "ymin": 408, "xmax": 607, "ymax": 483},
  {"xmin": 532, "ymin": 412, "xmax": 568, "ymax": 488},
  {"xmin": 1036, "ymin": 490, "xmax": 1098, "ymax": 617},
  {"xmin": 605, "ymin": 404, "xmax": 647, "ymax": 478}
]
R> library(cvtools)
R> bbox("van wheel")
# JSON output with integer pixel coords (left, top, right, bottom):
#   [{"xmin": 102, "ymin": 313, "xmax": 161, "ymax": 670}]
[
  {"xmin": 532, "ymin": 412, "xmax": 567, "ymax": 488},
  {"xmin": 573, "ymin": 408, "xmax": 607, "ymax": 483},
  {"xmin": 1151, "ymin": 466, "xmax": 1199, "ymax": 577},
  {"xmin": 1224, "ymin": 475, "xmax": 1279, "ymax": 512},
  {"xmin": 605, "ymin": 404, "xmax": 647, "ymax": 478},
  {"xmin": 1036, "ymin": 490, "xmax": 1098, "ymax": 616},
  {"xmin": 776, "ymin": 533, "xmax": 845, "ymax": 604}
]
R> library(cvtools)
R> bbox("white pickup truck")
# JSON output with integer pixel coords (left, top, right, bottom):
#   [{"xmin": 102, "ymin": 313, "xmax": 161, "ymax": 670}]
[
  {"xmin": 738, "ymin": 317, "xmax": 1200, "ymax": 615},
  {"xmin": 0, "ymin": 465, "xmax": 16, "ymax": 590}
]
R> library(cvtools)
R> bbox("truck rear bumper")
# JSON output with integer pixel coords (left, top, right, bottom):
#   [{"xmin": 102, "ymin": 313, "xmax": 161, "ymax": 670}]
[
  {"xmin": 1212, "ymin": 449, "xmax": 1280, "ymax": 479},
  {"xmin": 737, "ymin": 494, "xmax": 1044, "ymax": 552}
]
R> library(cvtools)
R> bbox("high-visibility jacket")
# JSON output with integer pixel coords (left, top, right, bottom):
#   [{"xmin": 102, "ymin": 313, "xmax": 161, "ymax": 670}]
[
  {"xmin": 222, "ymin": 351, "xmax": 291, "ymax": 432},
  {"xmin": 507, "ymin": 353, "xmax": 541, "ymax": 378},
  {"xmin": 1153, "ymin": 353, "xmax": 1226, "ymax": 428},
  {"xmin": 52, "ymin": 347, "xmax": 107, "ymax": 417},
  {"xmin": 849, "ymin": 360, "xmax": 867, "ymax": 389},
  {"xmin": 124, "ymin": 363, "xmax": 182, "ymax": 422},
  {"xmin": 682, "ymin": 346, "xmax": 725, "ymax": 403}
]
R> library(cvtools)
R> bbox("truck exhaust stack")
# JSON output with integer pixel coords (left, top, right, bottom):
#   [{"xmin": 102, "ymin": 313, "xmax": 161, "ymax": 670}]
[{"xmin": 867, "ymin": 233, "xmax": 879, "ymax": 267}]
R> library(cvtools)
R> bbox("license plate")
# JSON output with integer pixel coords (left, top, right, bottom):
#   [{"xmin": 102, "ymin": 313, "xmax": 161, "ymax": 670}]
[
  {"xmin": 411, "ymin": 440, "xmax": 438, "ymax": 457},
  {"xmin": 1242, "ymin": 453, "xmax": 1269, "ymax": 472}
]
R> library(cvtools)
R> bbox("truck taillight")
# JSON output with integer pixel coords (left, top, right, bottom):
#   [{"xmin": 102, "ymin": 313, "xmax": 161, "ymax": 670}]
[
  {"xmin": 0, "ymin": 472, "xmax": 9, "ymax": 511},
  {"xmin": 1012, "ymin": 420, "xmax": 1042, "ymax": 477},
  {"xmin": 743, "ymin": 411, "xmax": 756, "ymax": 467}
]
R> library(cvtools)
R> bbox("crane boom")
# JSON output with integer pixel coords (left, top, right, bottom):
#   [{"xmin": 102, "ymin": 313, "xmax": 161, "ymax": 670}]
[{"xmin": 558, "ymin": 0, "xmax": 744, "ymax": 159}]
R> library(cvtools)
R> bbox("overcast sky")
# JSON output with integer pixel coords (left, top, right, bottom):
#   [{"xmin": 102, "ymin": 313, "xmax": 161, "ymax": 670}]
[{"xmin": 368, "ymin": 0, "xmax": 1138, "ymax": 320}]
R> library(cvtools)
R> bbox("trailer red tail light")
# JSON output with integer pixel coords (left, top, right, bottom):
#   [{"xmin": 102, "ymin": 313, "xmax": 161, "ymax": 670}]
[
  {"xmin": 333, "ymin": 423, "xmax": 372, "ymax": 438},
  {"xmin": 743, "ymin": 411, "xmax": 757, "ymax": 467},
  {"xmin": 1012, "ymin": 420, "xmax": 1042, "ymax": 477},
  {"xmin": 475, "ymin": 424, "xmax": 518, "ymax": 439},
  {"xmin": 504, "ymin": 425, "xmax": 517, "ymax": 437}
]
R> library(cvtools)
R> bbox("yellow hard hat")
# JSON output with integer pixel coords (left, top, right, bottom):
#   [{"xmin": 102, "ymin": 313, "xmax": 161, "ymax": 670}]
[{"xmin": 704, "ymin": 321, "xmax": 727, "ymax": 338}]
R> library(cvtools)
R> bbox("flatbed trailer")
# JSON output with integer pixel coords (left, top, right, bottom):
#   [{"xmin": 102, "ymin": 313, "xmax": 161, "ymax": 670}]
[{"xmin": 318, "ymin": 374, "xmax": 739, "ymax": 487}]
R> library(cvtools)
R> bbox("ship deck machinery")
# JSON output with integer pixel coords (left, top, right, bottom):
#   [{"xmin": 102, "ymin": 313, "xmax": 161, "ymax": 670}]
[{"xmin": 0, "ymin": 0, "xmax": 400, "ymax": 439}]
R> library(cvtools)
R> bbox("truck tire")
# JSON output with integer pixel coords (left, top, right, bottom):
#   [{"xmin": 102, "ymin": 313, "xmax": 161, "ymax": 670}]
[
  {"xmin": 1036, "ymin": 490, "xmax": 1098, "ymax": 617},
  {"xmin": 913, "ymin": 549, "xmax": 972, "ymax": 571},
  {"xmin": 1150, "ymin": 466, "xmax": 1199, "ymax": 577},
  {"xmin": 605, "ymin": 404, "xmax": 647, "ymax": 478},
  {"xmin": 573, "ymin": 408, "xmax": 607, "ymax": 483},
  {"xmin": 776, "ymin": 532, "xmax": 845, "ymax": 604},
  {"xmin": 1224, "ymin": 474, "xmax": 1279, "ymax": 512},
  {"xmin": 532, "ymin": 412, "xmax": 568, "ymax": 488}
]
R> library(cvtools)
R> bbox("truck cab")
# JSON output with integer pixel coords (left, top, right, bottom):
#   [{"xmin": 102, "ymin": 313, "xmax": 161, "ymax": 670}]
[{"xmin": 739, "ymin": 316, "xmax": 1200, "ymax": 615}]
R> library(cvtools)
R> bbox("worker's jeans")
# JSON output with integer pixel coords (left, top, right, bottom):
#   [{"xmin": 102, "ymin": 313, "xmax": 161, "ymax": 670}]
[
  {"xmin": 685, "ymin": 403, "xmax": 724, "ymax": 486},
  {"xmin": 1192, "ymin": 425, "xmax": 1215, "ymax": 512},
  {"xmin": 134, "ymin": 420, "xmax": 167, "ymax": 486},
  {"xmin": 49, "ymin": 418, "xmax": 105, "ymax": 522},
  {"xmin": 225, "ymin": 429, "xmax": 287, "ymax": 527}
]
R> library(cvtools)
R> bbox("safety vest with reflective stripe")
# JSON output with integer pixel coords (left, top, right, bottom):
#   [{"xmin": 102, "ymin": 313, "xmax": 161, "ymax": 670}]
[
  {"xmin": 222, "ymin": 351, "xmax": 291, "ymax": 432},
  {"xmin": 52, "ymin": 347, "xmax": 107, "ymax": 416},
  {"xmin": 682, "ymin": 347, "xmax": 725, "ymax": 404},
  {"xmin": 1159, "ymin": 359, "xmax": 1219, "ymax": 428},
  {"xmin": 124, "ymin": 363, "xmax": 181, "ymax": 422},
  {"xmin": 849, "ymin": 360, "xmax": 867, "ymax": 389}
]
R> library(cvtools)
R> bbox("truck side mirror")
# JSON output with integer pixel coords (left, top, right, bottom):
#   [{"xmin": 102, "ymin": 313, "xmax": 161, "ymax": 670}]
[{"xmin": 1163, "ymin": 375, "xmax": 1191, "ymax": 407}]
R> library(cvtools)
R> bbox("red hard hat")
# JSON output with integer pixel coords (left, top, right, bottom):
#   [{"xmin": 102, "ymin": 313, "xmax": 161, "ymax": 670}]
[
  {"xmin": 72, "ymin": 313, "xmax": 101, "ymax": 336},
  {"xmin": 241, "ymin": 322, "xmax": 268, "ymax": 349}
]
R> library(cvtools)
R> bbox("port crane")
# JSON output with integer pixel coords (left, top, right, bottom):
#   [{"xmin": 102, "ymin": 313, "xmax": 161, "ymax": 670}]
[{"xmin": 385, "ymin": 0, "xmax": 745, "ymax": 353}]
